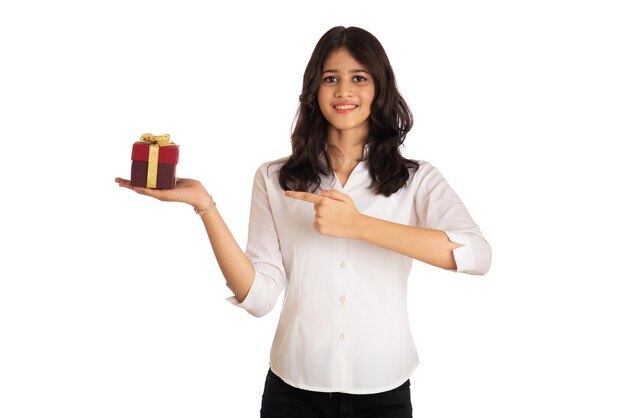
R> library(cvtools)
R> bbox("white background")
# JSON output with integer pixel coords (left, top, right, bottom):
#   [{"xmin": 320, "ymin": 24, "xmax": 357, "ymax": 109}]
[{"xmin": 1, "ymin": 0, "xmax": 625, "ymax": 416}]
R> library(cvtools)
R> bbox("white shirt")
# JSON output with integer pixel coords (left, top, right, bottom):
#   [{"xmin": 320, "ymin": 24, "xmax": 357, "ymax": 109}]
[{"xmin": 229, "ymin": 158, "xmax": 491, "ymax": 394}]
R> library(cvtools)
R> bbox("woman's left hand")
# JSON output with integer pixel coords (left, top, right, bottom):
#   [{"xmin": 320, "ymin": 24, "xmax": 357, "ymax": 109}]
[{"xmin": 284, "ymin": 189, "xmax": 363, "ymax": 239}]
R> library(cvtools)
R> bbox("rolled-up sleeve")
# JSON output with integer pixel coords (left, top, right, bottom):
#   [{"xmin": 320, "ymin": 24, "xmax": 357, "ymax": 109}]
[
  {"xmin": 227, "ymin": 164, "xmax": 286, "ymax": 317},
  {"xmin": 414, "ymin": 162, "xmax": 492, "ymax": 275}
]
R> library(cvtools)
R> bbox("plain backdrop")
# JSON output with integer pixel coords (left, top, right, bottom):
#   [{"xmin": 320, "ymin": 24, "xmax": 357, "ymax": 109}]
[{"xmin": 1, "ymin": 0, "xmax": 625, "ymax": 417}]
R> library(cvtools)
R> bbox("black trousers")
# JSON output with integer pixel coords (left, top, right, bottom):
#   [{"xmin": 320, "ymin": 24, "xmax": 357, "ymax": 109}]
[{"xmin": 260, "ymin": 369, "xmax": 413, "ymax": 418}]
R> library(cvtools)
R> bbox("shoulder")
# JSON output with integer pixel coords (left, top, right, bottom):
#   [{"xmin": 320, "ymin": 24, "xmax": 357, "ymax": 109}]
[
  {"xmin": 251, "ymin": 156, "xmax": 290, "ymax": 190},
  {"xmin": 255, "ymin": 156, "xmax": 289, "ymax": 179},
  {"xmin": 407, "ymin": 159, "xmax": 436, "ymax": 179},
  {"xmin": 405, "ymin": 159, "xmax": 451, "ymax": 191}
]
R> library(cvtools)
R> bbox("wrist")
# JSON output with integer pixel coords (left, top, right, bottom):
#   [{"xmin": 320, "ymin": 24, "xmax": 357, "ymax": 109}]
[
  {"xmin": 192, "ymin": 194, "xmax": 214, "ymax": 212},
  {"xmin": 194, "ymin": 200, "xmax": 217, "ymax": 218},
  {"xmin": 353, "ymin": 213, "xmax": 369, "ymax": 241}
]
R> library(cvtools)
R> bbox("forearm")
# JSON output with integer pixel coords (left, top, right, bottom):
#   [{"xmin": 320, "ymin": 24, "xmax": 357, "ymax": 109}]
[
  {"xmin": 115, "ymin": 176, "xmax": 257, "ymax": 301},
  {"xmin": 199, "ymin": 208, "xmax": 255, "ymax": 302},
  {"xmin": 356, "ymin": 215, "xmax": 461, "ymax": 270}
]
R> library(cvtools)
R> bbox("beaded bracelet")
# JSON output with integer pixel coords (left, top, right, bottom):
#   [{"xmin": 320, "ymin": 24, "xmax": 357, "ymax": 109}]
[{"xmin": 194, "ymin": 200, "xmax": 216, "ymax": 217}]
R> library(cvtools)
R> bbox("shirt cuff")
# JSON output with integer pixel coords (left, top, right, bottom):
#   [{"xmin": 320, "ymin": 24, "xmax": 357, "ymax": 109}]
[
  {"xmin": 226, "ymin": 270, "xmax": 277, "ymax": 317},
  {"xmin": 444, "ymin": 231, "xmax": 491, "ymax": 275}
]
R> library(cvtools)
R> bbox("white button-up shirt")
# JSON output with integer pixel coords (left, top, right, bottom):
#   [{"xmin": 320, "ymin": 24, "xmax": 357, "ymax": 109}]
[{"xmin": 229, "ymin": 158, "xmax": 491, "ymax": 394}]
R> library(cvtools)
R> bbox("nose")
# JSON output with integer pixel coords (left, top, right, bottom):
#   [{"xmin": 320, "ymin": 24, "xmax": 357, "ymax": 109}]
[{"xmin": 334, "ymin": 79, "xmax": 353, "ymax": 98}]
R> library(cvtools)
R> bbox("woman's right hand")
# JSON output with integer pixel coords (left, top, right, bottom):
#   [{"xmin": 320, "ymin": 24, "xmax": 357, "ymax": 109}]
[{"xmin": 114, "ymin": 177, "xmax": 213, "ymax": 211}]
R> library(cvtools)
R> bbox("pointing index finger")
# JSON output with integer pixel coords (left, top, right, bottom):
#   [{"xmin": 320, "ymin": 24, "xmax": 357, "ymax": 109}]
[{"xmin": 284, "ymin": 190, "xmax": 324, "ymax": 204}]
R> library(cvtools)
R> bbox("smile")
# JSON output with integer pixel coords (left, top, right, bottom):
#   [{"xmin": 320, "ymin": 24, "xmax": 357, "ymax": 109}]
[{"xmin": 333, "ymin": 104, "xmax": 358, "ymax": 113}]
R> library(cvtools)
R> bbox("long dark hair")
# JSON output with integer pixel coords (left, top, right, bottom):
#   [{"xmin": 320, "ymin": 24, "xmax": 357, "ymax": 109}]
[{"xmin": 278, "ymin": 26, "xmax": 418, "ymax": 197}]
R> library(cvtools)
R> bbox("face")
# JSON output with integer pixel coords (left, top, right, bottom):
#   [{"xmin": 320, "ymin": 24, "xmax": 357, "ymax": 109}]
[{"xmin": 317, "ymin": 47, "xmax": 375, "ymax": 138}]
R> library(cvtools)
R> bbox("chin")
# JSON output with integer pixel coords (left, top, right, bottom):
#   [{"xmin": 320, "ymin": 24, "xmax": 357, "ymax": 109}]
[{"xmin": 332, "ymin": 121, "xmax": 368, "ymax": 132}]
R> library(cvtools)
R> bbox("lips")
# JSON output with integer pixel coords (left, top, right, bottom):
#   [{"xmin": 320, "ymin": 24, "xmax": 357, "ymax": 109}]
[{"xmin": 333, "ymin": 102, "xmax": 358, "ymax": 113}]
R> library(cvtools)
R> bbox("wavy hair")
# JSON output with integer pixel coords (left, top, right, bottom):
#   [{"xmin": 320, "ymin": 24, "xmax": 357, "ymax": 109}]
[{"xmin": 278, "ymin": 26, "xmax": 418, "ymax": 196}]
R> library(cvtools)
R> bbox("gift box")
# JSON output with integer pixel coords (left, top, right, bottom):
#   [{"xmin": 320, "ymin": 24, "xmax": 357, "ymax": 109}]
[{"xmin": 130, "ymin": 133, "xmax": 179, "ymax": 189}]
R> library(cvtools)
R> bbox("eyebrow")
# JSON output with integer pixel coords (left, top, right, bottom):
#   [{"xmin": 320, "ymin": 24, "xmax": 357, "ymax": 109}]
[{"xmin": 321, "ymin": 69, "xmax": 371, "ymax": 75}]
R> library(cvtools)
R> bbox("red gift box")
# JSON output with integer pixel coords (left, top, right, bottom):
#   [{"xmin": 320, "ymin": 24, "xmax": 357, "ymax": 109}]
[{"xmin": 130, "ymin": 133, "xmax": 179, "ymax": 189}]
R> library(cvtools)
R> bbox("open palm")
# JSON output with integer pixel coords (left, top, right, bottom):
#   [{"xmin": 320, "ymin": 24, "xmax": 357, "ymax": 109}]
[{"xmin": 115, "ymin": 177, "xmax": 211, "ymax": 210}]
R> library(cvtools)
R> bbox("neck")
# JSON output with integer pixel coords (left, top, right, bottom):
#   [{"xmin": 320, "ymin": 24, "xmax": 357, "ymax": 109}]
[{"xmin": 327, "ymin": 126, "xmax": 367, "ymax": 170}]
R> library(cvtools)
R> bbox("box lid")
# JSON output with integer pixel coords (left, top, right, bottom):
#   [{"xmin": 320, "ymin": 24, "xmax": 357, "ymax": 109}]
[{"xmin": 131, "ymin": 142, "xmax": 179, "ymax": 164}]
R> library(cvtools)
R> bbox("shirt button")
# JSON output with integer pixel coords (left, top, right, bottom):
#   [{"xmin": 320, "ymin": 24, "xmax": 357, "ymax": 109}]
[
  {"xmin": 339, "ymin": 261, "xmax": 346, "ymax": 268},
  {"xmin": 339, "ymin": 296, "xmax": 346, "ymax": 303},
  {"xmin": 339, "ymin": 333, "xmax": 345, "ymax": 340}
]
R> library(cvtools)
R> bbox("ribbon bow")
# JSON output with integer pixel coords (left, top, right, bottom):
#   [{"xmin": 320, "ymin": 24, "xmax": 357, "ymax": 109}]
[{"xmin": 140, "ymin": 133, "xmax": 175, "ymax": 147}]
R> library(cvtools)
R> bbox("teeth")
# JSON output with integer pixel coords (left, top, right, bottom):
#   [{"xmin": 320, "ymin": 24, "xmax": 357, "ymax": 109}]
[{"xmin": 335, "ymin": 105, "xmax": 356, "ymax": 110}]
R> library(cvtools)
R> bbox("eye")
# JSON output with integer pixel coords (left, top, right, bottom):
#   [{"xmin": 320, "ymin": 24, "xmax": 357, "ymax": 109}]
[
  {"xmin": 353, "ymin": 75, "xmax": 368, "ymax": 82},
  {"xmin": 323, "ymin": 76, "xmax": 338, "ymax": 83}
]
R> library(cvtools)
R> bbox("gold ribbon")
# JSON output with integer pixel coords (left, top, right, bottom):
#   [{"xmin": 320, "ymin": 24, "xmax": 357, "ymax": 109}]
[{"xmin": 139, "ymin": 133, "xmax": 176, "ymax": 188}]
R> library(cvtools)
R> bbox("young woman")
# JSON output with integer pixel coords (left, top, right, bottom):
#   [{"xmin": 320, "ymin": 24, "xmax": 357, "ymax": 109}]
[{"xmin": 116, "ymin": 26, "xmax": 491, "ymax": 418}]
